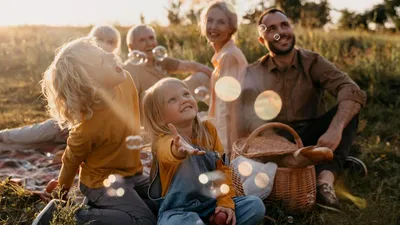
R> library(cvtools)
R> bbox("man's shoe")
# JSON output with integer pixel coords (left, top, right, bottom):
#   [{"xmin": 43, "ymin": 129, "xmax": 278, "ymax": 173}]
[
  {"xmin": 344, "ymin": 156, "xmax": 368, "ymax": 177},
  {"xmin": 316, "ymin": 183, "xmax": 340, "ymax": 212},
  {"xmin": 32, "ymin": 199, "xmax": 64, "ymax": 225}
]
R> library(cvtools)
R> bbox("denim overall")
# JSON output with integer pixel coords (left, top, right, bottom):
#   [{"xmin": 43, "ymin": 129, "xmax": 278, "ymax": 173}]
[{"xmin": 149, "ymin": 148, "xmax": 266, "ymax": 225}]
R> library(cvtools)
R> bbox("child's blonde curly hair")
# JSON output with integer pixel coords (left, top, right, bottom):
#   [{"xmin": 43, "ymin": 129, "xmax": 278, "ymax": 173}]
[{"xmin": 41, "ymin": 37, "xmax": 104, "ymax": 129}]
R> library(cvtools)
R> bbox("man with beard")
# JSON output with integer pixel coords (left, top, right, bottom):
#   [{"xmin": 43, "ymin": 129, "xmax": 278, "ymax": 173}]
[{"xmin": 236, "ymin": 8, "xmax": 367, "ymax": 211}]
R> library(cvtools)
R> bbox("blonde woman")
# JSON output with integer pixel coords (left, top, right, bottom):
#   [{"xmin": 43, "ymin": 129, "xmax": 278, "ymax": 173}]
[
  {"xmin": 33, "ymin": 37, "xmax": 156, "ymax": 225},
  {"xmin": 142, "ymin": 77, "xmax": 265, "ymax": 225},
  {"xmin": 0, "ymin": 25, "xmax": 122, "ymax": 151},
  {"xmin": 199, "ymin": 1, "xmax": 248, "ymax": 161}
]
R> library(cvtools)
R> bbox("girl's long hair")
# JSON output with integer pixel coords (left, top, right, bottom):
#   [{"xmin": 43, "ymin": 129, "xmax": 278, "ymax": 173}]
[{"xmin": 142, "ymin": 78, "xmax": 213, "ymax": 178}]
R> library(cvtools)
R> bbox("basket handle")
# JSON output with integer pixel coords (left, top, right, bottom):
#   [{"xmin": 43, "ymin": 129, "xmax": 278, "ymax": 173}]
[{"xmin": 241, "ymin": 122, "xmax": 304, "ymax": 153}]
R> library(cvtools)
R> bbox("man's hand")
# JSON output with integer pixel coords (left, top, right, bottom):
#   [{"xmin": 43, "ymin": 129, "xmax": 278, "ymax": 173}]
[
  {"xmin": 168, "ymin": 124, "xmax": 205, "ymax": 157},
  {"xmin": 215, "ymin": 207, "xmax": 236, "ymax": 225},
  {"xmin": 317, "ymin": 128, "xmax": 342, "ymax": 151}
]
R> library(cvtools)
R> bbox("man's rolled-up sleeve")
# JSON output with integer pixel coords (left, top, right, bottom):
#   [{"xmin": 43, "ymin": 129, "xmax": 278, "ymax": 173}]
[{"xmin": 310, "ymin": 55, "xmax": 367, "ymax": 107}]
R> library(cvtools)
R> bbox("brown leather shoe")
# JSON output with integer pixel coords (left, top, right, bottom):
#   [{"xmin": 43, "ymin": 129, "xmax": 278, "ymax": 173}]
[
  {"xmin": 316, "ymin": 183, "xmax": 340, "ymax": 212},
  {"xmin": 300, "ymin": 146, "xmax": 334, "ymax": 164}
]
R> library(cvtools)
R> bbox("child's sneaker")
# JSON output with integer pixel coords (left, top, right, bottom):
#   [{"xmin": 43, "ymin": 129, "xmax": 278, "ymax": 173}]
[
  {"xmin": 209, "ymin": 212, "xmax": 228, "ymax": 225},
  {"xmin": 344, "ymin": 156, "xmax": 368, "ymax": 177},
  {"xmin": 32, "ymin": 199, "xmax": 64, "ymax": 225}
]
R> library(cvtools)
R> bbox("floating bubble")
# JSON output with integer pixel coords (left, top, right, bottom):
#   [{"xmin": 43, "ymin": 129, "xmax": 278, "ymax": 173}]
[
  {"xmin": 238, "ymin": 161, "xmax": 253, "ymax": 177},
  {"xmin": 127, "ymin": 50, "xmax": 148, "ymax": 65},
  {"xmin": 194, "ymin": 86, "xmax": 210, "ymax": 102},
  {"xmin": 273, "ymin": 33, "xmax": 281, "ymax": 41},
  {"xmin": 46, "ymin": 152, "xmax": 53, "ymax": 158},
  {"xmin": 307, "ymin": 194, "xmax": 315, "ymax": 204},
  {"xmin": 199, "ymin": 171, "xmax": 225, "ymax": 184},
  {"xmin": 126, "ymin": 135, "xmax": 143, "ymax": 150},
  {"xmin": 116, "ymin": 188, "xmax": 125, "ymax": 197},
  {"xmin": 152, "ymin": 46, "xmax": 168, "ymax": 61},
  {"xmin": 220, "ymin": 184, "xmax": 230, "ymax": 194},
  {"xmin": 254, "ymin": 90, "xmax": 282, "ymax": 120},
  {"xmin": 214, "ymin": 76, "xmax": 241, "ymax": 102},
  {"xmin": 247, "ymin": 8, "xmax": 255, "ymax": 15},
  {"xmin": 287, "ymin": 216, "xmax": 294, "ymax": 223},
  {"xmin": 258, "ymin": 24, "xmax": 267, "ymax": 33},
  {"xmin": 107, "ymin": 188, "xmax": 117, "ymax": 197},
  {"xmin": 199, "ymin": 174, "xmax": 209, "ymax": 184},
  {"xmin": 254, "ymin": 173, "xmax": 270, "ymax": 188},
  {"xmin": 103, "ymin": 178, "xmax": 111, "ymax": 188},
  {"xmin": 108, "ymin": 174, "xmax": 116, "ymax": 183}
]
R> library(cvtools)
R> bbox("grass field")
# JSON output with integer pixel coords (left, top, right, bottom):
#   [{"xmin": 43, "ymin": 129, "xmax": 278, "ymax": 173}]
[{"xmin": 0, "ymin": 24, "xmax": 399, "ymax": 224}]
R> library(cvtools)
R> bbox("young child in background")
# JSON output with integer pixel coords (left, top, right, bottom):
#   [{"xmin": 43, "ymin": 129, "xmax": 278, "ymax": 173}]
[
  {"xmin": 88, "ymin": 24, "xmax": 122, "ymax": 61},
  {"xmin": 0, "ymin": 24, "xmax": 122, "ymax": 152},
  {"xmin": 143, "ymin": 77, "xmax": 265, "ymax": 225},
  {"xmin": 33, "ymin": 37, "xmax": 156, "ymax": 225}
]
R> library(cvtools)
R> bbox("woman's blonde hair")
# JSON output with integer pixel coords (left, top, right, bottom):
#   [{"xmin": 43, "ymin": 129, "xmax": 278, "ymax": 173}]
[
  {"xmin": 89, "ymin": 25, "xmax": 121, "ymax": 54},
  {"xmin": 142, "ymin": 78, "xmax": 213, "ymax": 150},
  {"xmin": 199, "ymin": 1, "xmax": 238, "ymax": 38},
  {"xmin": 126, "ymin": 25, "xmax": 156, "ymax": 48},
  {"xmin": 41, "ymin": 37, "xmax": 105, "ymax": 129}
]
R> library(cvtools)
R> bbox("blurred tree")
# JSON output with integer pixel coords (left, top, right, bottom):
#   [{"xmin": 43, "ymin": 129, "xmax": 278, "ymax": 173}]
[
  {"xmin": 384, "ymin": 0, "xmax": 400, "ymax": 30},
  {"xmin": 367, "ymin": 4, "xmax": 388, "ymax": 27},
  {"xmin": 299, "ymin": 0, "xmax": 330, "ymax": 28},
  {"xmin": 276, "ymin": 0, "xmax": 302, "ymax": 23},
  {"xmin": 166, "ymin": 1, "xmax": 183, "ymax": 25},
  {"xmin": 338, "ymin": 10, "xmax": 368, "ymax": 30},
  {"xmin": 186, "ymin": 8, "xmax": 200, "ymax": 25},
  {"xmin": 242, "ymin": 0, "xmax": 269, "ymax": 24}
]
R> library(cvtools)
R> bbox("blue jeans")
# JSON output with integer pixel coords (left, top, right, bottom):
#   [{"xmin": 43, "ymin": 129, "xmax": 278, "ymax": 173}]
[
  {"xmin": 158, "ymin": 195, "xmax": 265, "ymax": 225},
  {"xmin": 75, "ymin": 174, "xmax": 157, "ymax": 225}
]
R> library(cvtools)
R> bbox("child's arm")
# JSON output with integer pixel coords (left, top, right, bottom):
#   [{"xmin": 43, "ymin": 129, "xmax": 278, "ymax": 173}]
[
  {"xmin": 168, "ymin": 124, "xmax": 206, "ymax": 158},
  {"xmin": 155, "ymin": 124, "xmax": 205, "ymax": 165},
  {"xmin": 57, "ymin": 128, "xmax": 92, "ymax": 191}
]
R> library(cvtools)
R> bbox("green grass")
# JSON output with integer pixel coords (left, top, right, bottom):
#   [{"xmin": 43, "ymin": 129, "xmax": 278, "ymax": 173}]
[{"xmin": 0, "ymin": 25, "xmax": 399, "ymax": 224}]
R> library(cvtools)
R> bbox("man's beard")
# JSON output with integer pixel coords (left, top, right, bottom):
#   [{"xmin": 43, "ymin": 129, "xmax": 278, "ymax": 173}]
[{"xmin": 268, "ymin": 35, "xmax": 296, "ymax": 55}]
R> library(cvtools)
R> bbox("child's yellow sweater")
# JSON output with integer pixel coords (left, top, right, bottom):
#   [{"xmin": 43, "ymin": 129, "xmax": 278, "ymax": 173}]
[
  {"xmin": 154, "ymin": 121, "xmax": 236, "ymax": 210},
  {"xmin": 58, "ymin": 72, "xmax": 142, "ymax": 189}
]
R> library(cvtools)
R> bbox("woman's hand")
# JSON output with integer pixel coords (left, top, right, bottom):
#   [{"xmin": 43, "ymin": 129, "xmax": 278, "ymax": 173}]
[{"xmin": 168, "ymin": 123, "xmax": 205, "ymax": 157}]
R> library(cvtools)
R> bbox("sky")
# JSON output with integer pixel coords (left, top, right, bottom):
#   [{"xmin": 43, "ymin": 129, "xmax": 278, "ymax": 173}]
[{"xmin": 0, "ymin": 0, "xmax": 384, "ymax": 26}]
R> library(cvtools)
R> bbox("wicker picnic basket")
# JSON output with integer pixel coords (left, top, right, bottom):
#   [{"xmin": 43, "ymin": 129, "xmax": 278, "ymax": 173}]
[{"xmin": 230, "ymin": 122, "xmax": 316, "ymax": 212}]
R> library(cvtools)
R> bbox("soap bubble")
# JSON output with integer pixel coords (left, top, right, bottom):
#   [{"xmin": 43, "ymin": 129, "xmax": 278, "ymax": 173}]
[
  {"xmin": 274, "ymin": 34, "xmax": 281, "ymax": 41},
  {"xmin": 194, "ymin": 86, "xmax": 210, "ymax": 102},
  {"xmin": 258, "ymin": 24, "xmax": 267, "ymax": 33},
  {"xmin": 254, "ymin": 90, "xmax": 282, "ymax": 120},
  {"xmin": 199, "ymin": 171, "xmax": 225, "ymax": 184},
  {"xmin": 116, "ymin": 188, "xmax": 125, "ymax": 197},
  {"xmin": 238, "ymin": 161, "xmax": 253, "ymax": 177},
  {"xmin": 254, "ymin": 173, "xmax": 270, "ymax": 188},
  {"xmin": 152, "ymin": 46, "xmax": 168, "ymax": 61},
  {"xmin": 125, "ymin": 136, "xmax": 143, "ymax": 150},
  {"xmin": 214, "ymin": 76, "xmax": 241, "ymax": 102},
  {"xmin": 128, "ymin": 50, "xmax": 148, "ymax": 65},
  {"xmin": 220, "ymin": 184, "xmax": 230, "ymax": 194}
]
